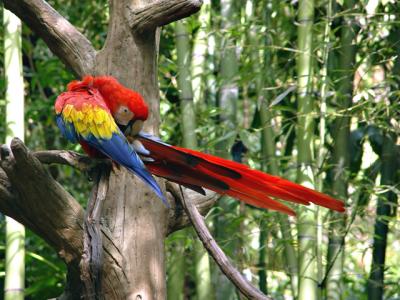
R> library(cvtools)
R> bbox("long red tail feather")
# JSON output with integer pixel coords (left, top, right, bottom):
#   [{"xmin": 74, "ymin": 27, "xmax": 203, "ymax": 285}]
[{"xmin": 139, "ymin": 136, "xmax": 345, "ymax": 216}]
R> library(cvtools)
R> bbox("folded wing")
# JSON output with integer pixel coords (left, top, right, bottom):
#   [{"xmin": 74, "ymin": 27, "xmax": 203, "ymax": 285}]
[{"xmin": 55, "ymin": 89, "xmax": 167, "ymax": 205}]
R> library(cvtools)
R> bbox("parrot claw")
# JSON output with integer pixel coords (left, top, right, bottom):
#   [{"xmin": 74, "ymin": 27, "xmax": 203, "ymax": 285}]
[
  {"xmin": 140, "ymin": 156, "xmax": 154, "ymax": 162},
  {"xmin": 131, "ymin": 139, "xmax": 150, "ymax": 156}
]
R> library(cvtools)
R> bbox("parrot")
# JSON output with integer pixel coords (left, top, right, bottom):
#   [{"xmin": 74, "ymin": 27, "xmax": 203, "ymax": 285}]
[
  {"xmin": 55, "ymin": 75, "xmax": 345, "ymax": 216},
  {"xmin": 54, "ymin": 76, "xmax": 167, "ymax": 205}
]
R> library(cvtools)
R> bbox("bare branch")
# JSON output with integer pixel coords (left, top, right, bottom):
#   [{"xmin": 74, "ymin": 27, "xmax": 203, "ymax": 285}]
[
  {"xmin": 2, "ymin": 0, "xmax": 96, "ymax": 76},
  {"xmin": 166, "ymin": 182, "xmax": 219, "ymax": 234},
  {"xmin": 126, "ymin": 0, "xmax": 203, "ymax": 33},
  {"xmin": 177, "ymin": 186, "xmax": 273, "ymax": 300},
  {"xmin": 33, "ymin": 150, "xmax": 110, "ymax": 171}
]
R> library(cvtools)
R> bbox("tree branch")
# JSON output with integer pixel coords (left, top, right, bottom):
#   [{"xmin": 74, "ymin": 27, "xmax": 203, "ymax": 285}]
[
  {"xmin": 0, "ymin": 138, "xmax": 84, "ymax": 264},
  {"xmin": 176, "ymin": 185, "xmax": 273, "ymax": 300},
  {"xmin": 126, "ymin": 0, "xmax": 203, "ymax": 33},
  {"xmin": 166, "ymin": 182, "xmax": 219, "ymax": 234},
  {"xmin": 33, "ymin": 150, "xmax": 110, "ymax": 171},
  {"xmin": 2, "ymin": 0, "xmax": 96, "ymax": 76},
  {"xmin": 29, "ymin": 149, "xmax": 219, "ymax": 235}
]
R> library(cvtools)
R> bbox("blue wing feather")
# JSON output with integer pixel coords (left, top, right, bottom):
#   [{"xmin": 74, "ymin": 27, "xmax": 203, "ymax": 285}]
[
  {"xmin": 56, "ymin": 115, "xmax": 78, "ymax": 143},
  {"xmin": 56, "ymin": 113, "xmax": 167, "ymax": 206},
  {"xmin": 85, "ymin": 133, "xmax": 168, "ymax": 206}
]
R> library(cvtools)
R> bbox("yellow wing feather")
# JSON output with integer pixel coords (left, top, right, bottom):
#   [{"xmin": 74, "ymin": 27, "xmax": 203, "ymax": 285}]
[{"xmin": 62, "ymin": 103, "xmax": 118, "ymax": 140}]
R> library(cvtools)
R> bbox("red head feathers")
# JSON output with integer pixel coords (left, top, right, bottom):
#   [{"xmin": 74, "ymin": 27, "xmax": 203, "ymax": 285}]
[{"xmin": 67, "ymin": 75, "xmax": 149, "ymax": 121}]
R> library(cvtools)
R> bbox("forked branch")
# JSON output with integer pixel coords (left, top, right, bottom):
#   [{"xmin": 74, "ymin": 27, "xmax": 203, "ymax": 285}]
[
  {"xmin": 2, "ymin": 0, "xmax": 96, "ymax": 76},
  {"xmin": 34, "ymin": 149, "xmax": 219, "ymax": 232}
]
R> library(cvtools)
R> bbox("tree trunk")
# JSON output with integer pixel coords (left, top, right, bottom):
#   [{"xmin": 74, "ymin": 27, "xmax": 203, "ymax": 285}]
[
  {"xmin": 3, "ymin": 8, "xmax": 25, "ymax": 300},
  {"xmin": 91, "ymin": 1, "xmax": 169, "ymax": 297}
]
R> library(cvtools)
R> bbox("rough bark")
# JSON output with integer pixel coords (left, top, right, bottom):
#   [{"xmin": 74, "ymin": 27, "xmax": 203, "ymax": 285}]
[{"xmin": 126, "ymin": 0, "xmax": 203, "ymax": 33}]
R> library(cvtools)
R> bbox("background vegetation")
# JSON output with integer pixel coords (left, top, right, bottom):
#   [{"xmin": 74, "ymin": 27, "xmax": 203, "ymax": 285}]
[{"xmin": 0, "ymin": 0, "xmax": 399, "ymax": 299}]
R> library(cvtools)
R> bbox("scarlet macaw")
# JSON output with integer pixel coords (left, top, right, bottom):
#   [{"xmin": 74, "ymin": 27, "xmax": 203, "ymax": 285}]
[
  {"xmin": 55, "ymin": 76, "xmax": 345, "ymax": 215},
  {"xmin": 54, "ymin": 77, "xmax": 167, "ymax": 205}
]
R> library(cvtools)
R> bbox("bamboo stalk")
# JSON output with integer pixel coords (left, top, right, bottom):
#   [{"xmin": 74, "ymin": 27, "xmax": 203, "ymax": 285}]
[
  {"xmin": 295, "ymin": 1, "xmax": 317, "ymax": 299},
  {"xmin": 326, "ymin": 1, "xmax": 357, "ymax": 298},
  {"xmin": 216, "ymin": 0, "xmax": 238, "ymax": 158},
  {"xmin": 176, "ymin": 20, "xmax": 197, "ymax": 149},
  {"xmin": 316, "ymin": 1, "xmax": 332, "ymax": 298},
  {"xmin": 174, "ymin": 19, "xmax": 214, "ymax": 300},
  {"xmin": 259, "ymin": 2, "xmax": 299, "ymax": 296},
  {"xmin": 3, "ymin": 8, "xmax": 25, "ymax": 300},
  {"xmin": 367, "ymin": 133, "xmax": 398, "ymax": 300},
  {"xmin": 214, "ymin": 1, "xmax": 239, "ymax": 298},
  {"xmin": 191, "ymin": 0, "xmax": 210, "ymax": 106}
]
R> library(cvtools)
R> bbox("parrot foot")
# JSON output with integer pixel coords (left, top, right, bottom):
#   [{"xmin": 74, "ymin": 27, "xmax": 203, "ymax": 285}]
[{"xmin": 130, "ymin": 138, "xmax": 150, "ymax": 156}]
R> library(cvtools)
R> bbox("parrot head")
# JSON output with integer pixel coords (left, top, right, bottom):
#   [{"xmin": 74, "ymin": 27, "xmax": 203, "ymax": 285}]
[{"xmin": 68, "ymin": 75, "xmax": 149, "ymax": 136}]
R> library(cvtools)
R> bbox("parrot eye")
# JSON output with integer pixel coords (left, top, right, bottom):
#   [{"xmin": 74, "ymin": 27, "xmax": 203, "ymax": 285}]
[{"xmin": 115, "ymin": 105, "xmax": 134, "ymax": 126}]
